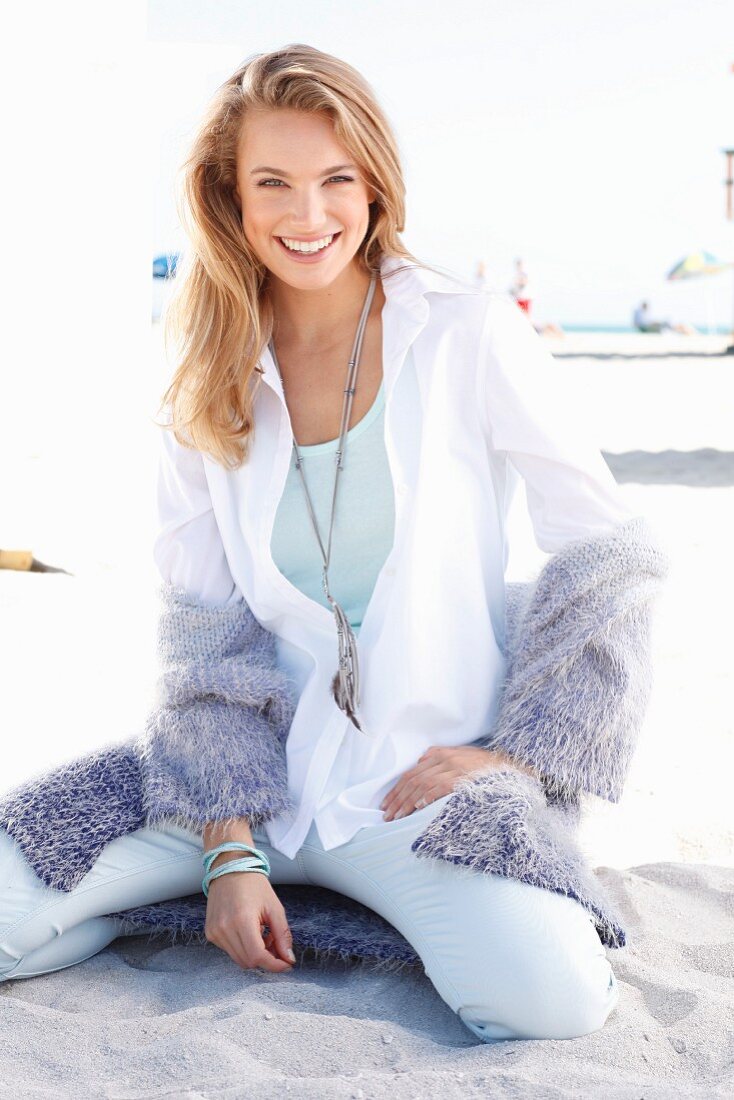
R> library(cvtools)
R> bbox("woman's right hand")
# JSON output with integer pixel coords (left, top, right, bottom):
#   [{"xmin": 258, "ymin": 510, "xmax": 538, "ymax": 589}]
[{"xmin": 204, "ymin": 865, "xmax": 296, "ymax": 973}]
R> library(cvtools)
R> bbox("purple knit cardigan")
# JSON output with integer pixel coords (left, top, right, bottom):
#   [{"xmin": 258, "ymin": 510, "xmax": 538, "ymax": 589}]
[{"xmin": 0, "ymin": 516, "xmax": 669, "ymax": 968}]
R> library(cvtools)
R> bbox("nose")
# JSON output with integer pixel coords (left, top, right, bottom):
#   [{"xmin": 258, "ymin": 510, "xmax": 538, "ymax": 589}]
[{"xmin": 287, "ymin": 184, "xmax": 329, "ymax": 229}]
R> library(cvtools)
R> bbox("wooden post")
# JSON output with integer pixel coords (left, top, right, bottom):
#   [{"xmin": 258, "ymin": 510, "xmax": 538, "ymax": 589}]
[{"xmin": 725, "ymin": 146, "xmax": 734, "ymax": 354}]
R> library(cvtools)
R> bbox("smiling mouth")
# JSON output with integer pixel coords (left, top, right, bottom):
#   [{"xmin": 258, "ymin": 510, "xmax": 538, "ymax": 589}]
[{"xmin": 275, "ymin": 231, "xmax": 342, "ymax": 257}]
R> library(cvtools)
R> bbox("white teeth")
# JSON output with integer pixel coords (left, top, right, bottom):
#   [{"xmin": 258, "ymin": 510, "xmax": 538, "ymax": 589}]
[{"xmin": 280, "ymin": 234, "xmax": 335, "ymax": 253}]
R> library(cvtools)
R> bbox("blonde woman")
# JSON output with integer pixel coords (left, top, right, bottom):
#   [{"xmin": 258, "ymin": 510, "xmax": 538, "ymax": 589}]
[{"xmin": 0, "ymin": 45, "xmax": 668, "ymax": 1043}]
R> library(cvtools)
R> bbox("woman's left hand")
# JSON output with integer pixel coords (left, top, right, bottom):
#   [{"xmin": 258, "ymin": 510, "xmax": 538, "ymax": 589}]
[{"xmin": 379, "ymin": 745, "xmax": 537, "ymax": 821}]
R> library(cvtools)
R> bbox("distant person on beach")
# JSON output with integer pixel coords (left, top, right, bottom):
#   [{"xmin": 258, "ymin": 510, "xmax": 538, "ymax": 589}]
[
  {"xmin": 509, "ymin": 257, "xmax": 532, "ymax": 314},
  {"xmin": 509, "ymin": 257, "xmax": 564, "ymax": 337},
  {"xmin": 633, "ymin": 301, "xmax": 697, "ymax": 335},
  {"xmin": 474, "ymin": 259, "xmax": 489, "ymax": 289}
]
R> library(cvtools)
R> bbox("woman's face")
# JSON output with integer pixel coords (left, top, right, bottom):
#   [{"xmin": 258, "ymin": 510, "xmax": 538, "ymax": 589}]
[{"xmin": 234, "ymin": 108, "xmax": 377, "ymax": 289}]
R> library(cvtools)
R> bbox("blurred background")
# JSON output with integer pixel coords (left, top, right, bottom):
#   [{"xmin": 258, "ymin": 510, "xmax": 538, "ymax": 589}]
[
  {"xmin": 149, "ymin": 1, "xmax": 734, "ymax": 334},
  {"xmin": 1, "ymin": 0, "xmax": 733, "ymax": 871}
]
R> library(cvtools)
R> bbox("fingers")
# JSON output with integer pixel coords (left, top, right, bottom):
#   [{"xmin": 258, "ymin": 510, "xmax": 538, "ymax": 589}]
[
  {"xmin": 267, "ymin": 905, "xmax": 297, "ymax": 966},
  {"xmin": 382, "ymin": 782, "xmax": 446, "ymax": 821},
  {"xmin": 380, "ymin": 758, "xmax": 445, "ymax": 817},
  {"xmin": 204, "ymin": 881, "xmax": 295, "ymax": 974},
  {"xmin": 233, "ymin": 918, "xmax": 293, "ymax": 974},
  {"xmin": 381, "ymin": 745, "xmax": 498, "ymax": 820},
  {"xmin": 381, "ymin": 759, "xmax": 454, "ymax": 821}
]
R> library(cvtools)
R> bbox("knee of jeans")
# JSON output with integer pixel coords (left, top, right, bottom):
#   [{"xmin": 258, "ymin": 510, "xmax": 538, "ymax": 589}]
[
  {"xmin": 0, "ymin": 943, "xmax": 22, "ymax": 979},
  {"xmin": 458, "ymin": 962, "xmax": 619, "ymax": 1043},
  {"xmin": 0, "ymin": 915, "xmax": 123, "ymax": 982},
  {"xmin": 552, "ymin": 962, "xmax": 620, "ymax": 1039}
]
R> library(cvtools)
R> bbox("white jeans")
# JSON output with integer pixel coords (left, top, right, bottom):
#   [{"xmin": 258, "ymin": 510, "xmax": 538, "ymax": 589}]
[{"xmin": 0, "ymin": 794, "xmax": 619, "ymax": 1042}]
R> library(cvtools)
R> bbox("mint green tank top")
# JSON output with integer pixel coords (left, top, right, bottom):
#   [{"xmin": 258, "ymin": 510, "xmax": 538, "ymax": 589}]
[{"xmin": 270, "ymin": 380, "xmax": 395, "ymax": 635}]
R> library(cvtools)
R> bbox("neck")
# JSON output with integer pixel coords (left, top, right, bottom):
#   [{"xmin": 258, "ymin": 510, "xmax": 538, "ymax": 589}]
[{"xmin": 267, "ymin": 260, "xmax": 381, "ymax": 351}]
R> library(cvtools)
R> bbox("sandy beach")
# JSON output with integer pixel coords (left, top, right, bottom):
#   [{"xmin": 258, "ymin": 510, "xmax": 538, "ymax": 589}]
[{"xmin": 1, "ymin": 328, "xmax": 732, "ymax": 1097}]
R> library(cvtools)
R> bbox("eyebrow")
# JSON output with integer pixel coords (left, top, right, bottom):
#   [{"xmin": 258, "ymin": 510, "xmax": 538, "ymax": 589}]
[{"xmin": 249, "ymin": 163, "xmax": 358, "ymax": 178}]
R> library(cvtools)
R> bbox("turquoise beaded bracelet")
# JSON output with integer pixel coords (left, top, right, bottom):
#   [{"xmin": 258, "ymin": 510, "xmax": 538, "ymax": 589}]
[{"xmin": 202, "ymin": 841, "xmax": 271, "ymax": 898}]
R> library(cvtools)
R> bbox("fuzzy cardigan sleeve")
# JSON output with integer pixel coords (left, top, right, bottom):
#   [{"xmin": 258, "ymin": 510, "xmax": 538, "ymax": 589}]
[
  {"xmin": 134, "ymin": 583, "xmax": 297, "ymax": 834},
  {"xmin": 478, "ymin": 515, "xmax": 670, "ymax": 803},
  {"xmin": 136, "ymin": 420, "xmax": 297, "ymax": 833}
]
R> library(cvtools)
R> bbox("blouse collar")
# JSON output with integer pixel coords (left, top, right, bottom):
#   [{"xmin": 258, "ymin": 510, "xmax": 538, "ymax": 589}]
[
  {"xmin": 378, "ymin": 253, "xmax": 481, "ymax": 311},
  {"xmin": 258, "ymin": 253, "xmax": 480, "ymax": 397}
]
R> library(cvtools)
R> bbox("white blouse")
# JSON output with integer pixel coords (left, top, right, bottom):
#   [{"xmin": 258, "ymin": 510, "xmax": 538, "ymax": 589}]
[{"xmin": 153, "ymin": 254, "xmax": 639, "ymax": 858}]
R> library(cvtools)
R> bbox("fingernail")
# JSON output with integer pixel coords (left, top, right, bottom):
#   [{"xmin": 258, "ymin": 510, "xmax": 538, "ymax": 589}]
[
  {"xmin": 286, "ymin": 947, "xmax": 296, "ymax": 963},
  {"xmin": 394, "ymin": 809, "xmax": 405, "ymax": 819}
]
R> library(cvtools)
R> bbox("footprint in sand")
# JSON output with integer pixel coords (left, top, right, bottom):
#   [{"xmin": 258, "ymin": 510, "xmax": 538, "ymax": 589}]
[{"xmin": 617, "ymin": 972, "xmax": 699, "ymax": 1026}]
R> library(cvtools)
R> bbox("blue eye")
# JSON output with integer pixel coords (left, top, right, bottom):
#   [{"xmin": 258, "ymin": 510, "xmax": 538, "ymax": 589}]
[{"xmin": 257, "ymin": 176, "xmax": 354, "ymax": 187}]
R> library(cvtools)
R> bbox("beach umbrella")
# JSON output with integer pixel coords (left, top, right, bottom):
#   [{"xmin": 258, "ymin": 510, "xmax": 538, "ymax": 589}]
[
  {"xmin": 665, "ymin": 250, "xmax": 733, "ymax": 280},
  {"xmin": 665, "ymin": 251, "xmax": 734, "ymax": 341},
  {"xmin": 153, "ymin": 253, "xmax": 180, "ymax": 279}
]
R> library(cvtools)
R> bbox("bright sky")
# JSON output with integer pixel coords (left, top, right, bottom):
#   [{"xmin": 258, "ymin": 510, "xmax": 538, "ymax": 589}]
[
  {"xmin": 2, "ymin": 1, "xmax": 732, "ymax": 345},
  {"xmin": 148, "ymin": 0, "xmax": 734, "ymax": 329}
]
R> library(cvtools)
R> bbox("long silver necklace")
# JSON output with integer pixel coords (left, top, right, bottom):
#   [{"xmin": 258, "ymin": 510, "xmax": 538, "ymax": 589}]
[{"xmin": 268, "ymin": 274, "xmax": 377, "ymax": 735}]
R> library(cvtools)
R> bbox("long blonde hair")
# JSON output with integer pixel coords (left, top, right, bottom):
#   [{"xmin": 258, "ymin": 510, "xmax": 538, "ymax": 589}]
[{"xmin": 157, "ymin": 43, "xmax": 434, "ymax": 469}]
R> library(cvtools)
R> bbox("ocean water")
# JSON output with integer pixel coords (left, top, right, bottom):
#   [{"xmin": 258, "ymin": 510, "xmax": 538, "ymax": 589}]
[
  {"xmin": 561, "ymin": 323, "xmax": 732, "ymax": 334},
  {"xmin": 151, "ymin": 279, "xmax": 731, "ymax": 335}
]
